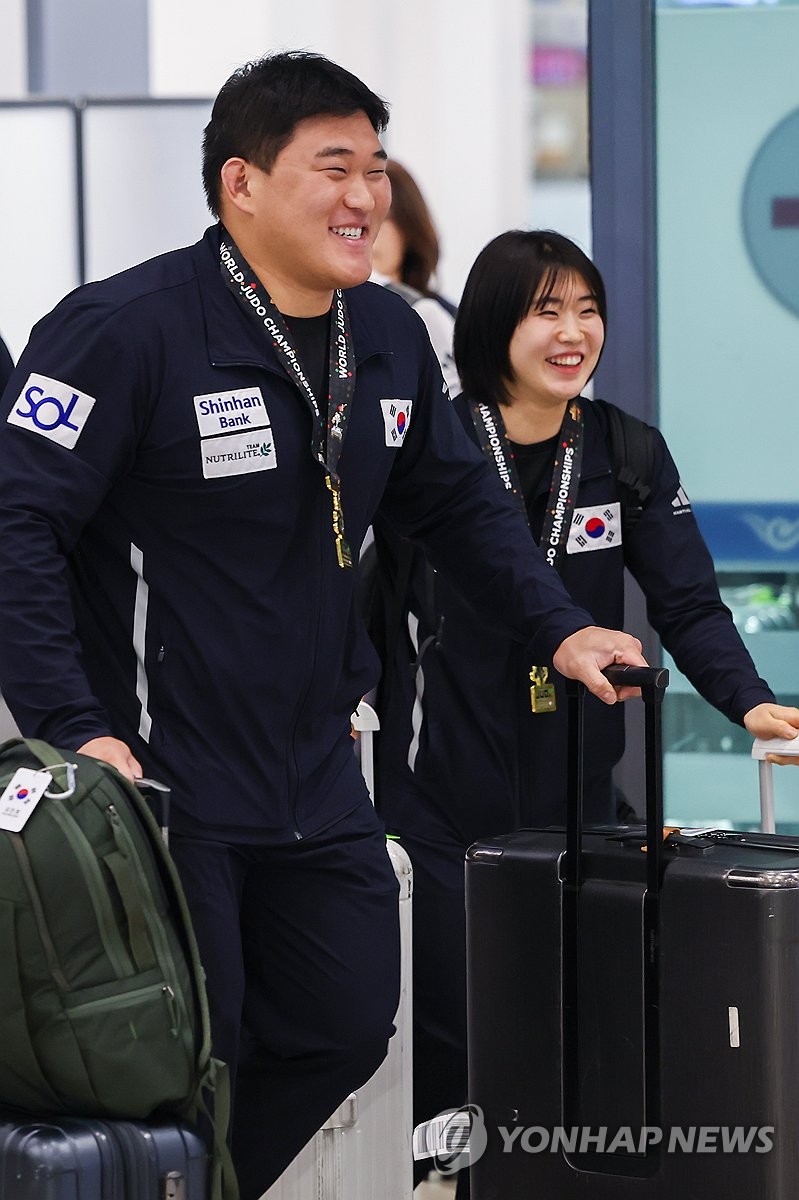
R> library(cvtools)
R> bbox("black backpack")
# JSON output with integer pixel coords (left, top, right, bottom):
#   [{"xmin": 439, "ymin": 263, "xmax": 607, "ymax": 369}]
[{"xmin": 592, "ymin": 398, "xmax": 654, "ymax": 535}]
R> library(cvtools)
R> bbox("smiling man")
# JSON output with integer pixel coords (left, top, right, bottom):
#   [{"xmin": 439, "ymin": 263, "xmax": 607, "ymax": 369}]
[{"xmin": 0, "ymin": 52, "xmax": 647, "ymax": 1198}]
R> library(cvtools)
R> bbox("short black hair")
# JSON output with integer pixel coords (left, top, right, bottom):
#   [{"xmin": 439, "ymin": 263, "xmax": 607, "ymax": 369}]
[
  {"xmin": 453, "ymin": 230, "xmax": 607, "ymax": 409},
  {"xmin": 202, "ymin": 50, "xmax": 390, "ymax": 216}
]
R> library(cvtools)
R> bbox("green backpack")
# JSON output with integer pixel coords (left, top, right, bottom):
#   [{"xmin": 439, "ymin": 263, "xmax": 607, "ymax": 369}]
[{"xmin": 0, "ymin": 737, "xmax": 238, "ymax": 1200}]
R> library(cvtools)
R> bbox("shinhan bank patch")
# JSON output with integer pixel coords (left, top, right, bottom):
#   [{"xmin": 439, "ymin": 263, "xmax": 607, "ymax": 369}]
[
  {"xmin": 194, "ymin": 387, "xmax": 269, "ymax": 437},
  {"xmin": 202, "ymin": 429, "xmax": 277, "ymax": 478}
]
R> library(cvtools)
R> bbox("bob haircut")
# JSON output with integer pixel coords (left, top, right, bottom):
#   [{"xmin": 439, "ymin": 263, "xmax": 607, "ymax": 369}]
[
  {"xmin": 202, "ymin": 50, "xmax": 390, "ymax": 217},
  {"xmin": 453, "ymin": 230, "xmax": 607, "ymax": 409},
  {"xmin": 385, "ymin": 161, "xmax": 441, "ymax": 295}
]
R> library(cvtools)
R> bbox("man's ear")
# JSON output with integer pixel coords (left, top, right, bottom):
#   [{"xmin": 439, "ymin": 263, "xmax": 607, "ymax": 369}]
[{"xmin": 219, "ymin": 157, "xmax": 256, "ymax": 215}]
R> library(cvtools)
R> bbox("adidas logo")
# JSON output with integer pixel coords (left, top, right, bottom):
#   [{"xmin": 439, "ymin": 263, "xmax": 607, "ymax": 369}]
[{"xmin": 672, "ymin": 485, "xmax": 691, "ymax": 514}]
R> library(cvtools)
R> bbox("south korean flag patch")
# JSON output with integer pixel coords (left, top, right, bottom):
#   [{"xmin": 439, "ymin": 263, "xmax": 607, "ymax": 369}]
[
  {"xmin": 567, "ymin": 501, "xmax": 622, "ymax": 555},
  {"xmin": 380, "ymin": 399, "xmax": 412, "ymax": 447}
]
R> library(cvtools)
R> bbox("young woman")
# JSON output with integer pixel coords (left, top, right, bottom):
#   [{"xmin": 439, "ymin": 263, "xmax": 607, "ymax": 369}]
[
  {"xmin": 371, "ymin": 160, "xmax": 459, "ymax": 394},
  {"xmin": 370, "ymin": 230, "xmax": 799, "ymax": 1197}
]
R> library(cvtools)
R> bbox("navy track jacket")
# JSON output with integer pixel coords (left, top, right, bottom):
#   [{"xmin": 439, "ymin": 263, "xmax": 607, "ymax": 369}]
[
  {"xmin": 372, "ymin": 395, "xmax": 776, "ymax": 846},
  {"xmin": 0, "ymin": 225, "xmax": 595, "ymax": 842}
]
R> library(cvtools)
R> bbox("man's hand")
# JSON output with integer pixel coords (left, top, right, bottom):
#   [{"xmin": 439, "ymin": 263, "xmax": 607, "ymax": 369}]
[
  {"xmin": 744, "ymin": 704, "xmax": 799, "ymax": 766},
  {"xmin": 552, "ymin": 627, "xmax": 648, "ymax": 705},
  {"xmin": 77, "ymin": 736, "xmax": 142, "ymax": 781}
]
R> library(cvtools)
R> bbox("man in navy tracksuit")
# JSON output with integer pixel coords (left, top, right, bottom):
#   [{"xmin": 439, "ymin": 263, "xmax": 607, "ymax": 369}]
[{"xmin": 0, "ymin": 53, "xmax": 646, "ymax": 1197}]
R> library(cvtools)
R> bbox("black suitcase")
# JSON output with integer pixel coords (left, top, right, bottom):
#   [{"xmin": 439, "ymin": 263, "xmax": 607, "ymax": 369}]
[
  {"xmin": 0, "ymin": 1111, "xmax": 208, "ymax": 1198},
  {"xmin": 466, "ymin": 665, "xmax": 799, "ymax": 1199}
]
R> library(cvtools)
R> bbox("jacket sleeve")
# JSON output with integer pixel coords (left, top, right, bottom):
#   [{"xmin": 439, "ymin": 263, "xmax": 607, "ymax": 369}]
[
  {"xmin": 376, "ymin": 327, "xmax": 595, "ymax": 665},
  {"xmin": 624, "ymin": 427, "xmax": 775, "ymax": 724},
  {"xmin": 0, "ymin": 295, "xmax": 153, "ymax": 747}
]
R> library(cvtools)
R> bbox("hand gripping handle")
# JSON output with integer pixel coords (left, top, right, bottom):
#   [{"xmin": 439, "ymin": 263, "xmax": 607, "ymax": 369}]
[{"xmin": 601, "ymin": 664, "xmax": 670, "ymax": 695}]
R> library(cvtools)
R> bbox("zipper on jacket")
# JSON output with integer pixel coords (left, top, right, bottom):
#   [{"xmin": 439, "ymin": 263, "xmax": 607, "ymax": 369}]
[{"xmin": 287, "ymin": 485, "xmax": 328, "ymax": 838}]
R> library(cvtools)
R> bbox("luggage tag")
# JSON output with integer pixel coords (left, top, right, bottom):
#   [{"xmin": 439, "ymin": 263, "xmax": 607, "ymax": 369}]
[
  {"xmin": 0, "ymin": 767, "xmax": 53, "ymax": 832},
  {"xmin": 530, "ymin": 666, "xmax": 556, "ymax": 713}
]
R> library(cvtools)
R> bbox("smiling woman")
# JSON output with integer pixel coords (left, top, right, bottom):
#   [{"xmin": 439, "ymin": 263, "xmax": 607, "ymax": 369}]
[
  {"xmin": 503, "ymin": 272, "xmax": 604, "ymax": 438},
  {"xmin": 367, "ymin": 227, "xmax": 799, "ymax": 1198}
]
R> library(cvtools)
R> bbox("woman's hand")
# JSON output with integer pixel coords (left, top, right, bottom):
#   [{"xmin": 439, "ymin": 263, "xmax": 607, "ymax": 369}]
[{"xmin": 743, "ymin": 704, "xmax": 799, "ymax": 765}]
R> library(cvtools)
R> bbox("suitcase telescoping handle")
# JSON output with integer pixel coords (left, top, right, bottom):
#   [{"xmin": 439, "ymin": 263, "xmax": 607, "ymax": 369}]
[
  {"xmin": 565, "ymin": 665, "xmax": 669, "ymax": 900},
  {"xmin": 564, "ymin": 665, "xmax": 669, "ymax": 1141},
  {"xmin": 752, "ymin": 735, "xmax": 799, "ymax": 833}
]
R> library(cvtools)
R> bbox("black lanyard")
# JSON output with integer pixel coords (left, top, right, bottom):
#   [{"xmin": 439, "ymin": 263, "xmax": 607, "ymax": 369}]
[
  {"xmin": 470, "ymin": 398, "xmax": 584, "ymax": 573},
  {"xmin": 471, "ymin": 397, "xmax": 585, "ymax": 712},
  {"xmin": 219, "ymin": 230, "xmax": 356, "ymax": 568}
]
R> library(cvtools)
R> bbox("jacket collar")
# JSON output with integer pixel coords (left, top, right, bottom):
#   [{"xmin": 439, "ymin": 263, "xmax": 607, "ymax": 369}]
[{"xmin": 193, "ymin": 224, "xmax": 390, "ymax": 372}]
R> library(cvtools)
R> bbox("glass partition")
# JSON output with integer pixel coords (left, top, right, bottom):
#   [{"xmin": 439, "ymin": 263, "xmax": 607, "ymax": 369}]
[
  {"xmin": 655, "ymin": 0, "xmax": 799, "ymax": 828},
  {"xmin": 0, "ymin": 103, "xmax": 81, "ymax": 360},
  {"xmin": 83, "ymin": 99, "xmax": 213, "ymax": 283},
  {"xmin": 0, "ymin": 98, "xmax": 212, "ymax": 361}
]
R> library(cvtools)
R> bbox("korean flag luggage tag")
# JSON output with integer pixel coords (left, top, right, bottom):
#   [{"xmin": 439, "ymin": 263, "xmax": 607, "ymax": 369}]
[{"xmin": 0, "ymin": 767, "xmax": 53, "ymax": 832}]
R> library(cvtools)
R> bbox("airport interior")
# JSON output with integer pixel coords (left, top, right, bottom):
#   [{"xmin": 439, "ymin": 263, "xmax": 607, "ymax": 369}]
[{"xmin": 0, "ymin": 1, "xmax": 797, "ymax": 1197}]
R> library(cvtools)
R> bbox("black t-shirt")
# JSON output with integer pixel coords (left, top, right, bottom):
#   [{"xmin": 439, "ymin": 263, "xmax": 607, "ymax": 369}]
[
  {"xmin": 509, "ymin": 434, "xmax": 558, "ymax": 542},
  {"xmin": 282, "ymin": 313, "xmax": 330, "ymax": 407}
]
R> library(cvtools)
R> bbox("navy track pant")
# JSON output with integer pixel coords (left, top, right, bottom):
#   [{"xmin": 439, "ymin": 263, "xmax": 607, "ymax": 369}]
[{"xmin": 170, "ymin": 799, "xmax": 400, "ymax": 1200}]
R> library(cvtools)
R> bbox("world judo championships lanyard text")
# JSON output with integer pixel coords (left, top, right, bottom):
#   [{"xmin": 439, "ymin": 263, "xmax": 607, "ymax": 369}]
[{"xmin": 219, "ymin": 231, "xmax": 357, "ymax": 568}]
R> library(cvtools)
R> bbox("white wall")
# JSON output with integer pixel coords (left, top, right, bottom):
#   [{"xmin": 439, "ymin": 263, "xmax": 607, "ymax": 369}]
[
  {"xmin": 0, "ymin": 0, "xmax": 532, "ymax": 353},
  {"xmin": 0, "ymin": 0, "xmax": 27, "ymax": 98},
  {"xmin": 148, "ymin": 0, "xmax": 530, "ymax": 303}
]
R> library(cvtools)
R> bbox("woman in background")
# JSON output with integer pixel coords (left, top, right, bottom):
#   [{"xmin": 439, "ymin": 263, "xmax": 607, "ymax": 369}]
[{"xmin": 371, "ymin": 160, "xmax": 459, "ymax": 395}]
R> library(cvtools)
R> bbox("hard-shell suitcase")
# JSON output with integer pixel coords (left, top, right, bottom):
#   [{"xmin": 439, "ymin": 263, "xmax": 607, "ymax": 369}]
[
  {"xmin": 263, "ymin": 702, "xmax": 414, "ymax": 1200},
  {"xmin": 0, "ymin": 1112, "xmax": 208, "ymax": 1198},
  {"xmin": 466, "ymin": 665, "xmax": 799, "ymax": 1199}
]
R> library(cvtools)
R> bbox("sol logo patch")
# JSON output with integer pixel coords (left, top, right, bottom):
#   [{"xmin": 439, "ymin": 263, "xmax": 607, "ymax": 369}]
[
  {"xmin": 380, "ymin": 399, "xmax": 412, "ymax": 447},
  {"xmin": 7, "ymin": 372, "xmax": 96, "ymax": 449},
  {"xmin": 567, "ymin": 502, "xmax": 622, "ymax": 555}
]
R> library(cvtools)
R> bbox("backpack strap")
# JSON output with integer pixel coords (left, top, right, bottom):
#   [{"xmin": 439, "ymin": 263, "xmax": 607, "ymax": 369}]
[
  {"xmin": 592, "ymin": 398, "xmax": 655, "ymax": 535},
  {"xmin": 382, "ymin": 279, "xmax": 426, "ymax": 307}
]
